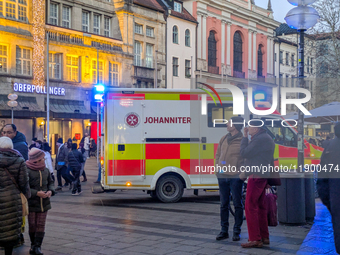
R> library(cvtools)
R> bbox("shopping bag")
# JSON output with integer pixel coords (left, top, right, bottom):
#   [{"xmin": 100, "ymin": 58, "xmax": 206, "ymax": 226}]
[{"xmin": 266, "ymin": 188, "xmax": 278, "ymax": 227}]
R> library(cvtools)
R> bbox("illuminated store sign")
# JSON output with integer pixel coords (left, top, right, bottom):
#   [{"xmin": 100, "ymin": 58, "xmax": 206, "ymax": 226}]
[{"xmin": 13, "ymin": 83, "xmax": 66, "ymax": 96}]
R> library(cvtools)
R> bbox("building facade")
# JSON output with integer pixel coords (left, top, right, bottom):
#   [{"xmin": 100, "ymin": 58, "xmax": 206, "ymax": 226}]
[{"xmin": 0, "ymin": 0, "xmax": 133, "ymax": 152}]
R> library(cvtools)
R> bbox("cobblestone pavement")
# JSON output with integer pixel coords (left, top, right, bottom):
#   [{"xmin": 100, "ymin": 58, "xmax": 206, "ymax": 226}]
[{"xmin": 2, "ymin": 158, "xmax": 337, "ymax": 255}]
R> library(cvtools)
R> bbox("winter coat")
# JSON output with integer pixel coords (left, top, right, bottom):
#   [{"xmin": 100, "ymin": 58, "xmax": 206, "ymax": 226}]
[
  {"xmin": 0, "ymin": 149, "xmax": 29, "ymax": 246},
  {"xmin": 28, "ymin": 167, "xmax": 55, "ymax": 213},
  {"xmin": 240, "ymin": 130, "xmax": 275, "ymax": 178},
  {"xmin": 44, "ymin": 151, "xmax": 53, "ymax": 175},
  {"xmin": 215, "ymin": 132, "xmax": 244, "ymax": 176},
  {"xmin": 12, "ymin": 131, "xmax": 28, "ymax": 161},
  {"xmin": 55, "ymin": 143, "xmax": 70, "ymax": 170},
  {"xmin": 67, "ymin": 149, "xmax": 84, "ymax": 169}
]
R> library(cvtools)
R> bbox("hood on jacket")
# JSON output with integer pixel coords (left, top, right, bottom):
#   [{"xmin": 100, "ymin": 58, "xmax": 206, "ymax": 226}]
[
  {"xmin": 12, "ymin": 131, "xmax": 27, "ymax": 145},
  {"xmin": 0, "ymin": 149, "xmax": 22, "ymax": 168}
]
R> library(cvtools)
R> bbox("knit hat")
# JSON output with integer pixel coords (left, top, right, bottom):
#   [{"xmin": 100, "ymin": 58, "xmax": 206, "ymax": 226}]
[
  {"xmin": 335, "ymin": 122, "xmax": 340, "ymax": 138},
  {"xmin": 57, "ymin": 138, "xmax": 63, "ymax": 144},
  {"xmin": 0, "ymin": 136, "xmax": 13, "ymax": 149},
  {"xmin": 230, "ymin": 116, "xmax": 245, "ymax": 131},
  {"xmin": 28, "ymin": 148, "xmax": 45, "ymax": 162}
]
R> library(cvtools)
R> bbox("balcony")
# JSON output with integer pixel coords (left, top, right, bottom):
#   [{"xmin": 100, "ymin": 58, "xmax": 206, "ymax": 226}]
[
  {"xmin": 47, "ymin": 30, "xmax": 84, "ymax": 46},
  {"xmin": 208, "ymin": 66, "xmax": 219, "ymax": 75},
  {"xmin": 257, "ymin": 75, "xmax": 266, "ymax": 82},
  {"xmin": 134, "ymin": 66, "xmax": 154, "ymax": 81},
  {"xmin": 233, "ymin": 70, "xmax": 245, "ymax": 78}
]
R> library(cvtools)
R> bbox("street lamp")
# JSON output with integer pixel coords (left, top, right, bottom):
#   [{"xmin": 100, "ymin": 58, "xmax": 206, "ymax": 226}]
[
  {"xmin": 285, "ymin": 0, "xmax": 319, "ymax": 171},
  {"xmin": 7, "ymin": 93, "xmax": 18, "ymax": 124}
]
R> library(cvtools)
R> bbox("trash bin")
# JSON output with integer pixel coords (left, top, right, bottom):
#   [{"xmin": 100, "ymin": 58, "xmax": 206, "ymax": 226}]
[
  {"xmin": 305, "ymin": 172, "xmax": 316, "ymax": 222},
  {"xmin": 277, "ymin": 172, "xmax": 306, "ymax": 224}
]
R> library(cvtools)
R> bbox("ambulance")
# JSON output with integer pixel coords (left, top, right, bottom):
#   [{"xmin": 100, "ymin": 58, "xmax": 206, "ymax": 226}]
[{"xmin": 98, "ymin": 88, "xmax": 323, "ymax": 202}]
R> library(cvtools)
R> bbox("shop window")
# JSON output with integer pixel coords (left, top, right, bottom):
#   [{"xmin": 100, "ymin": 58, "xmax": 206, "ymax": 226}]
[
  {"xmin": 145, "ymin": 43, "xmax": 153, "ymax": 68},
  {"xmin": 93, "ymin": 14, "xmax": 100, "ymax": 35},
  {"xmin": 109, "ymin": 62, "xmax": 119, "ymax": 86},
  {"xmin": 66, "ymin": 55, "xmax": 79, "ymax": 82},
  {"xmin": 82, "ymin": 11, "xmax": 89, "ymax": 32},
  {"xmin": 92, "ymin": 60, "xmax": 103, "ymax": 84},
  {"xmin": 104, "ymin": 17, "xmax": 111, "ymax": 37},
  {"xmin": 50, "ymin": 2, "xmax": 58, "ymax": 25},
  {"xmin": 49, "ymin": 53, "xmax": 61, "ymax": 79},
  {"xmin": 16, "ymin": 46, "xmax": 31, "ymax": 75},
  {"xmin": 62, "ymin": 6, "xmax": 71, "ymax": 28},
  {"xmin": 134, "ymin": 41, "xmax": 142, "ymax": 66},
  {"xmin": 173, "ymin": 57, "xmax": 178, "ymax": 77},
  {"xmin": 173, "ymin": 26, "xmax": 178, "ymax": 44},
  {"xmin": 0, "ymin": 45, "xmax": 8, "ymax": 73},
  {"xmin": 134, "ymin": 23, "xmax": 143, "ymax": 34},
  {"xmin": 185, "ymin": 29, "xmax": 190, "ymax": 47},
  {"xmin": 146, "ymin": 26, "xmax": 154, "ymax": 37},
  {"xmin": 185, "ymin": 59, "xmax": 191, "ymax": 77}
]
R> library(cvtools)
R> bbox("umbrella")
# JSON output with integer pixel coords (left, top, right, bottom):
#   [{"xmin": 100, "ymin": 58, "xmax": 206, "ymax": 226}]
[
  {"xmin": 303, "ymin": 102, "xmax": 340, "ymax": 124},
  {"xmin": 282, "ymin": 112, "xmax": 318, "ymax": 126}
]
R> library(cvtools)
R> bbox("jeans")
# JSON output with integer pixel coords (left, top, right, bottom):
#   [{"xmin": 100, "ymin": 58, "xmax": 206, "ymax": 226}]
[
  {"xmin": 61, "ymin": 165, "xmax": 74, "ymax": 184},
  {"xmin": 71, "ymin": 167, "xmax": 81, "ymax": 193},
  {"xmin": 56, "ymin": 169, "xmax": 62, "ymax": 187},
  {"xmin": 218, "ymin": 177, "xmax": 244, "ymax": 234}
]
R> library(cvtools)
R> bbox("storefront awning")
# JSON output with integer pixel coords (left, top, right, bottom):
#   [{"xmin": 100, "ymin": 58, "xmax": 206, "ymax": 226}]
[
  {"xmin": 0, "ymin": 95, "xmax": 45, "ymax": 118},
  {"xmin": 48, "ymin": 99, "xmax": 96, "ymax": 119}
]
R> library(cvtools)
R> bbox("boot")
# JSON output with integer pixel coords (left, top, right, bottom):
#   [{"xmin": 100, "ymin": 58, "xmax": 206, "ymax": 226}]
[
  {"xmin": 29, "ymin": 232, "xmax": 35, "ymax": 254},
  {"xmin": 34, "ymin": 232, "xmax": 45, "ymax": 255}
]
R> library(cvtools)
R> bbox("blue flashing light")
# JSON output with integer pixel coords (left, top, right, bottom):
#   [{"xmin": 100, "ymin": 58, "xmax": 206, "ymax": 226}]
[
  {"xmin": 94, "ymin": 94, "xmax": 103, "ymax": 102},
  {"xmin": 95, "ymin": 84, "xmax": 105, "ymax": 92},
  {"xmin": 254, "ymin": 91, "xmax": 267, "ymax": 101}
]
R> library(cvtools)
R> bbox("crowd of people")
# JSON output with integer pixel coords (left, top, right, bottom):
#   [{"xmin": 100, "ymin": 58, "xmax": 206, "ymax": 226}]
[{"xmin": 0, "ymin": 125, "xmax": 95, "ymax": 255}]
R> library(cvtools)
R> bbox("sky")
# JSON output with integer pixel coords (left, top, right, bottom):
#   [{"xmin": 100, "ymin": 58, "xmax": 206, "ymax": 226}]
[{"xmin": 256, "ymin": 0, "xmax": 293, "ymax": 23}]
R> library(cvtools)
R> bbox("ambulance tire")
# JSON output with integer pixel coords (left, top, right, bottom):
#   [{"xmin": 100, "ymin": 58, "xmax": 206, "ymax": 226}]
[{"xmin": 155, "ymin": 175, "xmax": 184, "ymax": 203}]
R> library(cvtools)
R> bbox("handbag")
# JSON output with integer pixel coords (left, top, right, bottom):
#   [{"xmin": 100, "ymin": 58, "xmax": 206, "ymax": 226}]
[
  {"xmin": 267, "ymin": 158, "xmax": 281, "ymax": 186},
  {"xmin": 4, "ymin": 168, "xmax": 29, "ymax": 217},
  {"xmin": 266, "ymin": 188, "xmax": 278, "ymax": 227}
]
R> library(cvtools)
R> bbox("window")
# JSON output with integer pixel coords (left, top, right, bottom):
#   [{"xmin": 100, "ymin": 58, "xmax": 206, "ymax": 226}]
[
  {"xmin": 208, "ymin": 104, "xmax": 235, "ymax": 127},
  {"xmin": 134, "ymin": 41, "xmax": 142, "ymax": 66},
  {"xmin": 82, "ymin": 11, "xmax": 89, "ymax": 32},
  {"xmin": 62, "ymin": 6, "xmax": 71, "ymax": 28},
  {"xmin": 93, "ymin": 14, "xmax": 100, "ymax": 35},
  {"xmin": 92, "ymin": 60, "xmax": 103, "ymax": 84},
  {"xmin": 258, "ymin": 45, "xmax": 263, "ymax": 77},
  {"xmin": 0, "ymin": 45, "xmax": 8, "ymax": 73},
  {"xmin": 50, "ymin": 3, "xmax": 58, "ymax": 25},
  {"xmin": 307, "ymin": 57, "xmax": 310, "ymax": 73},
  {"xmin": 286, "ymin": 52, "xmax": 289, "ymax": 65},
  {"xmin": 173, "ymin": 57, "xmax": 178, "ymax": 77},
  {"xmin": 185, "ymin": 29, "xmax": 190, "ymax": 47},
  {"xmin": 279, "ymin": 51, "xmax": 283, "ymax": 64},
  {"xmin": 134, "ymin": 23, "xmax": 143, "ymax": 34},
  {"xmin": 104, "ymin": 17, "xmax": 110, "ymax": 37},
  {"xmin": 233, "ymin": 31, "xmax": 243, "ymax": 72},
  {"xmin": 109, "ymin": 62, "xmax": 119, "ymax": 86},
  {"xmin": 48, "ymin": 53, "xmax": 61, "ymax": 79},
  {"xmin": 16, "ymin": 46, "xmax": 31, "ymax": 75},
  {"xmin": 264, "ymin": 118, "xmax": 297, "ymax": 147},
  {"xmin": 6, "ymin": 1, "xmax": 15, "ymax": 18},
  {"xmin": 145, "ymin": 44, "xmax": 153, "ymax": 68},
  {"xmin": 286, "ymin": 74, "xmax": 289, "ymax": 87},
  {"xmin": 185, "ymin": 59, "xmax": 191, "ymax": 77},
  {"xmin": 146, "ymin": 26, "xmax": 154, "ymax": 37},
  {"xmin": 66, "ymin": 56, "xmax": 79, "ymax": 82},
  {"xmin": 173, "ymin": 26, "xmax": 178, "ymax": 44},
  {"xmin": 174, "ymin": 2, "xmax": 182, "ymax": 12},
  {"xmin": 0, "ymin": 1, "xmax": 3, "ymax": 14},
  {"xmin": 311, "ymin": 58, "xmax": 313, "ymax": 73},
  {"xmin": 208, "ymin": 31, "xmax": 217, "ymax": 67},
  {"xmin": 292, "ymin": 54, "xmax": 295, "ymax": 67},
  {"xmin": 18, "ymin": 0, "xmax": 27, "ymax": 21}
]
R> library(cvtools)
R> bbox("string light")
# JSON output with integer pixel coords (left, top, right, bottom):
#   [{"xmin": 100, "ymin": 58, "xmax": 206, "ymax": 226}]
[{"xmin": 32, "ymin": 0, "xmax": 45, "ymax": 87}]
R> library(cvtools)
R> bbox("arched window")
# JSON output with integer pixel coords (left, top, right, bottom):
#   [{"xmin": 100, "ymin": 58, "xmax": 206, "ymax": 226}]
[
  {"xmin": 208, "ymin": 31, "xmax": 217, "ymax": 67},
  {"xmin": 185, "ymin": 29, "xmax": 190, "ymax": 47},
  {"xmin": 173, "ymin": 26, "xmax": 178, "ymax": 44},
  {"xmin": 258, "ymin": 45, "xmax": 264, "ymax": 77},
  {"xmin": 233, "ymin": 31, "xmax": 243, "ymax": 72}
]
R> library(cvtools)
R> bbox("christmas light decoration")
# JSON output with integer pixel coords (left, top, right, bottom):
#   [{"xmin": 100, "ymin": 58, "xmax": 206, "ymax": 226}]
[{"xmin": 32, "ymin": 0, "xmax": 45, "ymax": 87}]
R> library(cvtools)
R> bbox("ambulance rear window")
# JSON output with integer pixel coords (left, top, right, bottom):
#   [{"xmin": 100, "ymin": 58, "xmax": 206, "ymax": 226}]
[{"xmin": 208, "ymin": 103, "xmax": 235, "ymax": 127}]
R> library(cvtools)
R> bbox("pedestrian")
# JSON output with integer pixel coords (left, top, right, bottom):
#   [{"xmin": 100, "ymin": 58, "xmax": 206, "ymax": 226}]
[
  {"xmin": 2, "ymin": 124, "xmax": 29, "ymax": 246},
  {"xmin": 0, "ymin": 137, "xmax": 30, "ymax": 255},
  {"xmin": 317, "ymin": 122, "xmax": 340, "ymax": 254},
  {"xmin": 89, "ymin": 138, "xmax": 97, "ymax": 157},
  {"xmin": 215, "ymin": 117, "xmax": 244, "ymax": 242},
  {"xmin": 321, "ymin": 136, "xmax": 331, "ymax": 149},
  {"xmin": 42, "ymin": 142, "xmax": 54, "ymax": 181},
  {"xmin": 2, "ymin": 124, "xmax": 28, "ymax": 160},
  {"xmin": 29, "ymin": 138, "xmax": 37, "ymax": 150},
  {"xmin": 239, "ymin": 120, "xmax": 275, "ymax": 248},
  {"xmin": 68, "ymin": 143, "xmax": 84, "ymax": 195},
  {"xmin": 84, "ymin": 133, "xmax": 90, "ymax": 159},
  {"xmin": 78, "ymin": 142, "xmax": 87, "ymax": 182},
  {"xmin": 55, "ymin": 138, "xmax": 73, "ymax": 191},
  {"xmin": 26, "ymin": 148, "xmax": 55, "ymax": 255},
  {"xmin": 35, "ymin": 140, "xmax": 43, "ymax": 150}
]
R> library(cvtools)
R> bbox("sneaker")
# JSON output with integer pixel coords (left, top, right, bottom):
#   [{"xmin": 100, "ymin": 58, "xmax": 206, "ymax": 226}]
[
  {"xmin": 216, "ymin": 231, "xmax": 229, "ymax": 241},
  {"xmin": 72, "ymin": 192, "xmax": 79, "ymax": 196},
  {"xmin": 77, "ymin": 191, "xmax": 83, "ymax": 195}
]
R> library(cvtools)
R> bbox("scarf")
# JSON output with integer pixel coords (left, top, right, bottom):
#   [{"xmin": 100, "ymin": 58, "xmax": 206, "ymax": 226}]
[
  {"xmin": 226, "ymin": 131, "xmax": 243, "ymax": 144},
  {"xmin": 26, "ymin": 158, "xmax": 45, "ymax": 171}
]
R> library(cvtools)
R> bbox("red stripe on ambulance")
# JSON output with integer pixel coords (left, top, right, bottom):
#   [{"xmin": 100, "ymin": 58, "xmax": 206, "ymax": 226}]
[
  {"xmin": 145, "ymin": 144, "xmax": 180, "ymax": 159},
  {"xmin": 114, "ymin": 160, "xmax": 144, "ymax": 176}
]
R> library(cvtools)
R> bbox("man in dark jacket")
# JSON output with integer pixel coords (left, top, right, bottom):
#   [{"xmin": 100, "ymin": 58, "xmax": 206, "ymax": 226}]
[
  {"xmin": 55, "ymin": 138, "xmax": 73, "ymax": 191},
  {"xmin": 215, "ymin": 116, "xmax": 244, "ymax": 242},
  {"xmin": 239, "ymin": 120, "xmax": 275, "ymax": 248},
  {"xmin": 317, "ymin": 122, "xmax": 340, "ymax": 254},
  {"xmin": 2, "ymin": 124, "xmax": 28, "ymax": 160},
  {"xmin": 68, "ymin": 143, "xmax": 84, "ymax": 195}
]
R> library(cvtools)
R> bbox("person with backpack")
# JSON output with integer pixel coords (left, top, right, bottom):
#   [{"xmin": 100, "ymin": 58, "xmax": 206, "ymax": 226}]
[{"xmin": 68, "ymin": 143, "xmax": 84, "ymax": 195}]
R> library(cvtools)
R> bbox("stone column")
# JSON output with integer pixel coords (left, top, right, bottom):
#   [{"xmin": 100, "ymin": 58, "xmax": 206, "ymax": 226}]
[
  {"xmin": 202, "ymin": 14, "xmax": 207, "ymax": 60},
  {"xmin": 248, "ymin": 30, "xmax": 252, "ymax": 71},
  {"xmin": 221, "ymin": 20, "xmax": 226, "ymax": 65},
  {"xmin": 226, "ymin": 22, "xmax": 231, "ymax": 65},
  {"xmin": 253, "ymin": 31, "xmax": 257, "ymax": 71}
]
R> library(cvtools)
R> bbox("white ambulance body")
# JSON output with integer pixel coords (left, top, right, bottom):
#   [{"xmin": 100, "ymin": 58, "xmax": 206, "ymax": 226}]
[{"xmin": 100, "ymin": 88, "xmax": 293, "ymax": 202}]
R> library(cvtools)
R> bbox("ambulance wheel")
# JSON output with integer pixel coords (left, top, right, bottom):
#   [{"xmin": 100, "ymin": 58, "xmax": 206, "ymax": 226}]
[{"xmin": 155, "ymin": 175, "xmax": 184, "ymax": 203}]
